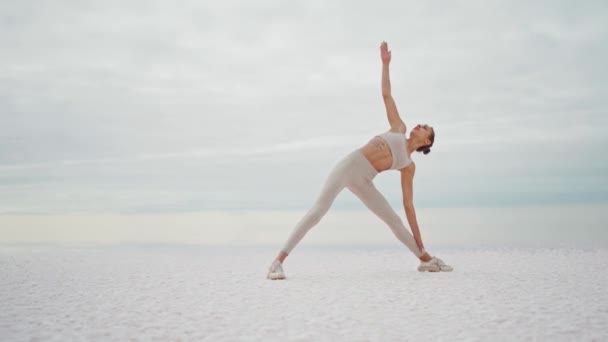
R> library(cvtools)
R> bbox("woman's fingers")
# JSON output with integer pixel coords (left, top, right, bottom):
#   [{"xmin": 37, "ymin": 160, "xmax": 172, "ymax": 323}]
[{"xmin": 380, "ymin": 41, "xmax": 392, "ymax": 64}]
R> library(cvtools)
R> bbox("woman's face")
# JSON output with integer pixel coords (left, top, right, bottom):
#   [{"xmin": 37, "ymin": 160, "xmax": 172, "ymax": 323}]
[{"xmin": 411, "ymin": 124, "xmax": 433, "ymax": 143}]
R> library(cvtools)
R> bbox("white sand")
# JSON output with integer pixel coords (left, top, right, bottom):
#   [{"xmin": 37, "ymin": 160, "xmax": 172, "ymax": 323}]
[{"xmin": 1, "ymin": 244, "xmax": 606, "ymax": 341}]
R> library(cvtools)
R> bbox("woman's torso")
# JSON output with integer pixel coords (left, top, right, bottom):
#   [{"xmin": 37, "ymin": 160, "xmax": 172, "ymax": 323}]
[{"xmin": 358, "ymin": 129, "xmax": 413, "ymax": 172}]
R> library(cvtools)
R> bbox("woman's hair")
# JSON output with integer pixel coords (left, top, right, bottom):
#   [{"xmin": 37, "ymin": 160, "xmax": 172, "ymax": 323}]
[{"xmin": 416, "ymin": 127, "xmax": 435, "ymax": 155}]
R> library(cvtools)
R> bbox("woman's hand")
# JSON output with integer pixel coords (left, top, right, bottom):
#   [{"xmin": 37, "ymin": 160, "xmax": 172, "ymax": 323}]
[{"xmin": 380, "ymin": 41, "xmax": 391, "ymax": 65}]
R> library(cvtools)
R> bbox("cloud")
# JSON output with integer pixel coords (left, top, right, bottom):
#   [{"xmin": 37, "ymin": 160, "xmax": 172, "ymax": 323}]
[
  {"xmin": 0, "ymin": 0, "xmax": 607, "ymax": 213},
  {"xmin": 0, "ymin": 133, "xmax": 362, "ymax": 172}
]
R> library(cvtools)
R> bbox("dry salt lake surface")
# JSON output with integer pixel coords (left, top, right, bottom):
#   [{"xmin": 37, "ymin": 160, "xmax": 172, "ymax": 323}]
[{"xmin": 1, "ymin": 244, "xmax": 607, "ymax": 341}]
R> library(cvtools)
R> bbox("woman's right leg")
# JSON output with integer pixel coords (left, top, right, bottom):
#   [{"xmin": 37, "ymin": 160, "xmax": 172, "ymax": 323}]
[{"xmin": 278, "ymin": 159, "xmax": 350, "ymax": 258}]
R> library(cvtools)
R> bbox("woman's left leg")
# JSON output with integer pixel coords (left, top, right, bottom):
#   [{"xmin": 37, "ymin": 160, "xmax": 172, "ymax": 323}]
[{"xmin": 347, "ymin": 180, "xmax": 430, "ymax": 260}]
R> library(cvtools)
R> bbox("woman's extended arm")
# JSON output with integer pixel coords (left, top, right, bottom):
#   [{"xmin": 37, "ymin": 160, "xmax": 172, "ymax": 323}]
[
  {"xmin": 380, "ymin": 41, "xmax": 406, "ymax": 132},
  {"xmin": 400, "ymin": 164, "xmax": 426, "ymax": 253}
]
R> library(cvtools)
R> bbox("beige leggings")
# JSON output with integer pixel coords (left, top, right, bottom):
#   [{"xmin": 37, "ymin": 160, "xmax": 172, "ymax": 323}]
[{"xmin": 280, "ymin": 149, "xmax": 425, "ymax": 258}]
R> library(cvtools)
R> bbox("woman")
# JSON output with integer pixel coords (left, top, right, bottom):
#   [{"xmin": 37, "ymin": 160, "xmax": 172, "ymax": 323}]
[{"xmin": 267, "ymin": 41, "xmax": 453, "ymax": 280}]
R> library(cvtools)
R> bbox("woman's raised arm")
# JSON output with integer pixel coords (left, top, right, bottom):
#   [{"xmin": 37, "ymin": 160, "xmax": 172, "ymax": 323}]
[{"xmin": 380, "ymin": 41, "xmax": 406, "ymax": 133}]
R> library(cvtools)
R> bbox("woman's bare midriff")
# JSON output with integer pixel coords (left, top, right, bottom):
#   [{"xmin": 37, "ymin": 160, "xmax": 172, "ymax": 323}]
[{"xmin": 358, "ymin": 136, "xmax": 395, "ymax": 172}]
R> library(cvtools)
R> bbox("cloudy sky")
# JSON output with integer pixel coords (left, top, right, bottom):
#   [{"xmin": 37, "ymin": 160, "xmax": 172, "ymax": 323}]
[{"xmin": 1, "ymin": 0, "xmax": 607, "ymax": 215}]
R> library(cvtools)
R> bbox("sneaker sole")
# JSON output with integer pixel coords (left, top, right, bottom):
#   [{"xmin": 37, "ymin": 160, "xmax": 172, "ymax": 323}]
[
  {"xmin": 417, "ymin": 265, "xmax": 441, "ymax": 272},
  {"xmin": 267, "ymin": 272, "xmax": 286, "ymax": 280}
]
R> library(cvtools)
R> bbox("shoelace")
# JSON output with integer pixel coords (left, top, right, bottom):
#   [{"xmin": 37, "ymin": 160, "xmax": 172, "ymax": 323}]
[
  {"xmin": 269, "ymin": 262, "xmax": 282, "ymax": 273},
  {"xmin": 435, "ymin": 258, "xmax": 452, "ymax": 270}
]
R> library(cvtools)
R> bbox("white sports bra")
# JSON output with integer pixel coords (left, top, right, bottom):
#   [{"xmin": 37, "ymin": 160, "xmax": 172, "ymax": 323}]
[{"xmin": 375, "ymin": 130, "xmax": 412, "ymax": 170}]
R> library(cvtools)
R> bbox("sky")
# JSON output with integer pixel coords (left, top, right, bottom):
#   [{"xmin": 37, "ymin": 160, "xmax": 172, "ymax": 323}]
[{"xmin": 1, "ymin": 0, "xmax": 607, "ymax": 216}]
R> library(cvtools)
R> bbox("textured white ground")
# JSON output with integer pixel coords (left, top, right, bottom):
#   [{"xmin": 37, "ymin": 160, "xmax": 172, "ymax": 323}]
[{"xmin": 1, "ymin": 244, "xmax": 607, "ymax": 341}]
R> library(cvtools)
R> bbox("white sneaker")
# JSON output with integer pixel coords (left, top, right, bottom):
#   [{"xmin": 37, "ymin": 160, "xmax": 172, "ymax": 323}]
[
  {"xmin": 434, "ymin": 257, "xmax": 453, "ymax": 272},
  {"xmin": 417, "ymin": 257, "xmax": 440, "ymax": 272},
  {"xmin": 267, "ymin": 260, "xmax": 286, "ymax": 280}
]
